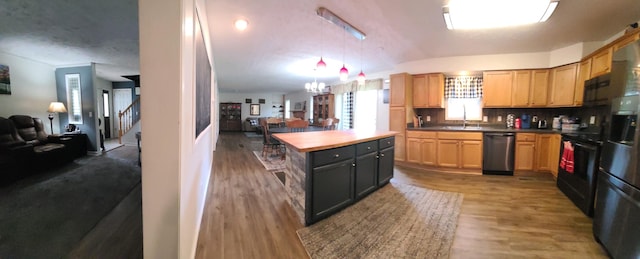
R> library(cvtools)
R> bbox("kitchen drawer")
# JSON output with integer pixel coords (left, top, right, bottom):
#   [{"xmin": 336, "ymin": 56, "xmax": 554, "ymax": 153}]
[
  {"xmin": 312, "ymin": 145, "xmax": 355, "ymax": 167},
  {"xmin": 516, "ymin": 133, "xmax": 536, "ymax": 142},
  {"xmin": 406, "ymin": 131, "xmax": 437, "ymax": 139},
  {"xmin": 356, "ymin": 140, "xmax": 378, "ymax": 155},
  {"xmin": 438, "ymin": 131, "xmax": 482, "ymax": 140},
  {"xmin": 378, "ymin": 137, "xmax": 395, "ymax": 149}
]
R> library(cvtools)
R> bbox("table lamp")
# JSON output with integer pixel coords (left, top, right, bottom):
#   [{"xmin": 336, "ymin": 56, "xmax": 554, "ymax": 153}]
[{"xmin": 47, "ymin": 102, "xmax": 67, "ymax": 134}]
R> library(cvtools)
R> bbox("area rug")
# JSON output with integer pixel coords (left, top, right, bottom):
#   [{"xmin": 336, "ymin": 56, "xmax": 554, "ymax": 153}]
[
  {"xmin": 297, "ymin": 182, "xmax": 463, "ymax": 259},
  {"xmin": 0, "ymin": 146, "xmax": 141, "ymax": 258},
  {"xmin": 252, "ymin": 150, "xmax": 286, "ymax": 171}
]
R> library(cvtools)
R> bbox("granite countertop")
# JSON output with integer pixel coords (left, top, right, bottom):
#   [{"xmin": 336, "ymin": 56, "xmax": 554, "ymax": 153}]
[{"xmin": 407, "ymin": 124, "xmax": 564, "ymax": 134}]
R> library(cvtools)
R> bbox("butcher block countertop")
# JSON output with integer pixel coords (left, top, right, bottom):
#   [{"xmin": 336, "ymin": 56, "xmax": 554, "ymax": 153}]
[{"xmin": 272, "ymin": 129, "xmax": 397, "ymax": 153}]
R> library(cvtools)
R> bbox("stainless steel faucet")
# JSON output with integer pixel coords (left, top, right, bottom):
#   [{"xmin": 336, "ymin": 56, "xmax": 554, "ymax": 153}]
[{"xmin": 462, "ymin": 104, "xmax": 467, "ymax": 129}]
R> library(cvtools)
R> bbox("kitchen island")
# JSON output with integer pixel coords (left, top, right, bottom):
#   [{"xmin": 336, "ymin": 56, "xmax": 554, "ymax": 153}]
[{"xmin": 272, "ymin": 129, "xmax": 397, "ymax": 226}]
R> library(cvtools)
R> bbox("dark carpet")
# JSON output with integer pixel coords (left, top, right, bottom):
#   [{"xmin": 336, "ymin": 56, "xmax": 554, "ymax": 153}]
[{"xmin": 0, "ymin": 146, "xmax": 141, "ymax": 258}]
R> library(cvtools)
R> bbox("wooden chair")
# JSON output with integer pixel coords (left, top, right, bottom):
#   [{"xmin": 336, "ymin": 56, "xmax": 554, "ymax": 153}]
[
  {"xmin": 260, "ymin": 122, "xmax": 284, "ymax": 159},
  {"xmin": 286, "ymin": 120, "xmax": 309, "ymax": 132},
  {"xmin": 322, "ymin": 118, "xmax": 334, "ymax": 130}
]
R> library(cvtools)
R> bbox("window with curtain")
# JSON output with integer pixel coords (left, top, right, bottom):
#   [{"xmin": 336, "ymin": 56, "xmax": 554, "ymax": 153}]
[
  {"xmin": 444, "ymin": 76, "xmax": 483, "ymax": 120},
  {"xmin": 354, "ymin": 90, "xmax": 377, "ymax": 130},
  {"xmin": 342, "ymin": 92, "xmax": 354, "ymax": 129},
  {"xmin": 65, "ymin": 74, "xmax": 83, "ymax": 124}
]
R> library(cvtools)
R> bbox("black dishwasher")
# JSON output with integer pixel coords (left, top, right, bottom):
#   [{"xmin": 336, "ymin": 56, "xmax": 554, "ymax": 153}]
[{"xmin": 482, "ymin": 132, "xmax": 515, "ymax": 175}]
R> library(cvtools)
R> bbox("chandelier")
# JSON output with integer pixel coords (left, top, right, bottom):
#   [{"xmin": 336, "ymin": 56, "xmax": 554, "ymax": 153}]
[{"xmin": 305, "ymin": 80, "xmax": 325, "ymax": 93}]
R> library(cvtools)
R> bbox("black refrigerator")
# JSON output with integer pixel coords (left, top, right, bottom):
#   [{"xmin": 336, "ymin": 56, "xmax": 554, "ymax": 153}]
[{"xmin": 592, "ymin": 40, "xmax": 640, "ymax": 259}]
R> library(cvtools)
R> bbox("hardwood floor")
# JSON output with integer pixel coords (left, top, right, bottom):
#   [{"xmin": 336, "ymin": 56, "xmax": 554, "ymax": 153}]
[{"xmin": 196, "ymin": 132, "xmax": 608, "ymax": 258}]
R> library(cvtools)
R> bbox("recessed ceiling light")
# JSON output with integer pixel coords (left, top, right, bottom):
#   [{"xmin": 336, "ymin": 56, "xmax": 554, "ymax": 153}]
[{"xmin": 234, "ymin": 19, "xmax": 248, "ymax": 31}]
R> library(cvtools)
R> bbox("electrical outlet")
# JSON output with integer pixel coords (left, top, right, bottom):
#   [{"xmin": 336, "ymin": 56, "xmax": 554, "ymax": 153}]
[
  {"xmin": 590, "ymin": 116, "xmax": 596, "ymax": 124},
  {"xmin": 497, "ymin": 116, "xmax": 502, "ymax": 122},
  {"xmin": 426, "ymin": 116, "xmax": 431, "ymax": 122},
  {"xmin": 482, "ymin": 116, "xmax": 488, "ymax": 122}
]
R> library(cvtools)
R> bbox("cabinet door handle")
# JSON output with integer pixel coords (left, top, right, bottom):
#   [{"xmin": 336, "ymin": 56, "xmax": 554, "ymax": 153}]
[
  {"xmin": 352, "ymin": 163, "xmax": 356, "ymax": 167},
  {"xmin": 387, "ymin": 141, "xmax": 391, "ymax": 145},
  {"xmin": 376, "ymin": 155, "xmax": 380, "ymax": 159},
  {"xmin": 380, "ymin": 153, "xmax": 385, "ymax": 157},
  {"xmin": 334, "ymin": 154, "xmax": 340, "ymax": 158},
  {"xmin": 367, "ymin": 146, "xmax": 371, "ymax": 150}
]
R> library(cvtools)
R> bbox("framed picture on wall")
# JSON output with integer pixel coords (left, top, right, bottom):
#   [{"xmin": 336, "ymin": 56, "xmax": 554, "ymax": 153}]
[
  {"xmin": 245, "ymin": 98, "xmax": 252, "ymax": 103},
  {"xmin": 259, "ymin": 98, "xmax": 265, "ymax": 104},
  {"xmin": 250, "ymin": 104, "xmax": 260, "ymax": 115}
]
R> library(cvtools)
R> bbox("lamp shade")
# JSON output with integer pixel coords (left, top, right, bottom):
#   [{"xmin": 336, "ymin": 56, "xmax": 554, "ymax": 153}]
[
  {"xmin": 48, "ymin": 102, "xmax": 67, "ymax": 113},
  {"xmin": 339, "ymin": 65, "xmax": 349, "ymax": 82},
  {"xmin": 357, "ymin": 70, "xmax": 366, "ymax": 85},
  {"xmin": 316, "ymin": 57, "xmax": 326, "ymax": 70}
]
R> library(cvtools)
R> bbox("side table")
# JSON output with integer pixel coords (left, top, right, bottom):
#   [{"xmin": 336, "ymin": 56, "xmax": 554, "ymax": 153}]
[{"xmin": 49, "ymin": 133, "xmax": 88, "ymax": 159}]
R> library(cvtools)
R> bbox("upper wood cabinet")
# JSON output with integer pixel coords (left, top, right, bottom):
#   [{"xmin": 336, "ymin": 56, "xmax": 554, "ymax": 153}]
[
  {"xmin": 426, "ymin": 73, "xmax": 445, "ymax": 108},
  {"xmin": 413, "ymin": 73, "xmax": 444, "ymax": 108},
  {"xmin": 390, "ymin": 73, "xmax": 413, "ymax": 107},
  {"xmin": 412, "ymin": 75, "xmax": 428, "ymax": 108},
  {"xmin": 512, "ymin": 70, "xmax": 531, "ymax": 107},
  {"xmin": 614, "ymin": 32, "xmax": 640, "ymax": 51},
  {"xmin": 590, "ymin": 47, "xmax": 613, "ymax": 78},
  {"xmin": 548, "ymin": 63, "xmax": 578, "ymax": 107},
  {"xmin": 529, "ymin": 69, "xmax": 549, "ymax": 107},
  {"xmin": 574, "ymin": 59, "xmax": 592, "ymax": 106},
  {"xmin": 483, "ymin": 71, "xmax": 513, "ymax": 107}
]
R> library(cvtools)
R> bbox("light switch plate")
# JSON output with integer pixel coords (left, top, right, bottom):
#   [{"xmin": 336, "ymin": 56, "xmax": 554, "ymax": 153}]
[
  {"xmin": 497, "ymin": 116, "xmax": 502, "ymax": 122},
  {"xmin": 482, "ymin": 116, "xmax": 488, "ymax": 122},
  {"xmin": 590, "ymin": 116, "xmax": 596, "ymax": 124},
  {"xmin": 426, "ymin": 116, "xmax": 431, "ymax": 122}
]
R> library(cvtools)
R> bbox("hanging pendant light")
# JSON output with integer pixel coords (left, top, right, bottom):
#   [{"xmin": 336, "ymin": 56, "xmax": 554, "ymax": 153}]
[
  {"xmin": 357, "ymin": 39, "xmax": 365, "ymax": 85},
  {"xmin": 340, "ymin": 65, "xmax": 349, "ymax": 82},
  {"xmin": 316, "ymin": 17, "xmax": 326, "ymax": 70},
  {"xmin": 316, "ymin": 57, "xmax": 326, "ymax": 70}
]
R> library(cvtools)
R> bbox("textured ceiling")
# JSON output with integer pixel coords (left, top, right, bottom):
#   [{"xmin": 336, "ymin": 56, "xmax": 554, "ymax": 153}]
[{"xmin": 1, "ymin": 0, "xmax": 639, "ymax": 91}]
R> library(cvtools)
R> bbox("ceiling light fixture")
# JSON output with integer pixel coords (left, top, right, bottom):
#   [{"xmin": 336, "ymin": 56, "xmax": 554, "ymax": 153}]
[
  {"xmin": 339, "ymin": 30, "xmax": 349, "ymax": 82},
  {"xmin": 357, "ymin": 40, "xmax": 366, "ymax": 85},
  {"xmin": 317, "ymin": 18, "xmax": 326, "ymax": 70},
  {"xmin": 316, "ymin": 7, "xmax": 366, "ymax": 40},
  {"xmin": 305, "ymin": 69, "xmax": 326, "ymax": 93},
  {"xmin": 442, "ymin": 0, "xmax": 559, "ymax": 30},
  {"xmin": 234, "ymin": 19, "xmax": 248, "ymax": 31}
]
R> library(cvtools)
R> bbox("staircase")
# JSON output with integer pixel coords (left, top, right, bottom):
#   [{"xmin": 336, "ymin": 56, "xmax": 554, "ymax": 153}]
[{"xmin": 118, "ymin": 97, "xmax": 140, "ymax": 144}]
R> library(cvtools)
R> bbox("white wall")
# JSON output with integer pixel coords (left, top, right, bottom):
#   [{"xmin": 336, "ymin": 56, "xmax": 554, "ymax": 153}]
[
  {"xmin": 219, "ymin": 92, "xmax": 286, "ymax": 119},
  {"xmin": 0, "ymin": 52, "xmax": 59, "ymax": 132},
  {"xmin": 283, "ymin": 89, "xmax": 316, "ymax": 120},
  {"xmin": 140, "ymin": 0, "xmax": 216, "ymax": 258}
]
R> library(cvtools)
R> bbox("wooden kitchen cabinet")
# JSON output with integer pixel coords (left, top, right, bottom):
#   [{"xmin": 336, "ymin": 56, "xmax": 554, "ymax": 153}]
[
  {"xmin": 483, "ymin": 71, "xmax": 513, "ymax": 107},
  {"xmin": 412, "ymin": 75, "xmax": 428, "ymax": 107},
  {"xmin": 590, "ymin": 47, "xmax": 613, "ymax": 78},
  {"xmin": 406, "ymin": 131, "xmax": 437, "ymax": 166},
  {"xmin": 426, "ymin": 73, "xmax": 445, "ymax": 108},
  {"xmin": 515, "ymin": 133, "xmax": 536, "ymax": 171},
  {"xmin": 436, "ymin": 132, "xmax": 482, "ymax": 169},
  {"xmin": 389, "ymin": 73, "xmax": 414, "ymax": 162},
  {"xmin": 613, "ymin": 32, "xmax": 639, "ymax": 51},
  {"xmin": 529, "ymin": 69, "xmax": 549, "ymax": 107},
  {"xmin": 548, "ymin": 63, "xmax": 578, "ymax": 107},
  {"xmin": 512, "ymin": 70, "xmax": 531, "ymax": 107},
  {"xmin": 575, "ymin": 59, "xmax": 592, "ymax": 106},
  {"xmin": 548, "ymin": 134, "xmax": 561, "ymax": 178},
  {"xmin": 534, "ymin": 134, "xmax": 555, "ymax": 172}
]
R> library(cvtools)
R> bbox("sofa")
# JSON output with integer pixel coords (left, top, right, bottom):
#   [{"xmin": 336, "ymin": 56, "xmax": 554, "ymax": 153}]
[{"xmin": 0, "ymin": 115, "xmax": 75, "ymax": 179}]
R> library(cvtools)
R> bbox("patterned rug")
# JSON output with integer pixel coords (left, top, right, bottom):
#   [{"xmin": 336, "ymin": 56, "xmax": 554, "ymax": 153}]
[
  {"xmin": 252, "ymin": 151, "xmax": 286, "ymax": 171},
  {"xmin": 297, "ymin": 182, "xmax": 463, "ymax": 259}
]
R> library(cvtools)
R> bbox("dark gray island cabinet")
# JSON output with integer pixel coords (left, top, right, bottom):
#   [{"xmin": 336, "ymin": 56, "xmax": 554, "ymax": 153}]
[{"xmin": 272, "ymin": 130, "xmax": 396, "ymax": 226}]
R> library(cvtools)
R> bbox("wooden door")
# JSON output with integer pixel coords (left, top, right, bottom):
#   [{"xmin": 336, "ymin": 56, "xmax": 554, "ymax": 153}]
[
  {"xmin": 437, "ymin": 140, "xmax": 459, "ymax": 168},
  {"xmin": 529, "ymin": 69, "xmax": 549, "ymax": 107},
  {"xmin": 420, "ymin": 139, "xmax": 437, "ymax": 166},
  {"xmin": 406, "ymin": 138, "xmax": 421, "ymax": 164},
  {"xmin": 548, "ymin": 64, "xmax": 577, "ymax": 107},
  {"xmin": 591, "ymin": 47, "xmax": 612, "ymax": 78},
  {"xmin": 534, "ymin": 134, "xmax": 553, "ymax": 172},
  {"xmin": 412, "ymin": 75, "xmax": 428, "ymax": 108},
  {"xmin": 515, "ymin": 141, "xmax": 535, "ymax": 171},
  {"xmin": 483, "ymin": 71, "xmax": 513, "ymax": 107},
  {"xmin": 460, "ymin": 140, "xmax": 482, "ymax": 169},
  {"xmin": 390, "ymin": 73, "xmax": 408, "ymax": 107},
  {"xmin": 512, "ymin": 70, "xmax": 531, "ymax": 107},
  {"xmin": 427, "ymin": 73, "xmax": 444, "ymax": 108},
  {"xmin": 575, "ymin": 59, "xmax": 592, "ymax": 106}
]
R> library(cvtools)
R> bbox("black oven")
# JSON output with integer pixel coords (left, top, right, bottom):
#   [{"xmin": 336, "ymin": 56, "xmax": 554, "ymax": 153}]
[
  {"xmin": 556, "ymin": 133, "xmax": 602, "ymax": 216},
  {"xmin": 583, "ymin": 74, "xmax": 611, "ymax": 107}
]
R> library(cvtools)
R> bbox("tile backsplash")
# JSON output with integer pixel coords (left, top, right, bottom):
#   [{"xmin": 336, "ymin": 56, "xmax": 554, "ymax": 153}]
[{"xmin": 416, "ymin": 105, "xmax": 611, "ymax": 129}]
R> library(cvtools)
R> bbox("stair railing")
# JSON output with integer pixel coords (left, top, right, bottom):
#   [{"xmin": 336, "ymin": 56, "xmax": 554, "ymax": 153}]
[{"xmin": 118, "ymin": 97, "xmax": 141, "ymax": 144}]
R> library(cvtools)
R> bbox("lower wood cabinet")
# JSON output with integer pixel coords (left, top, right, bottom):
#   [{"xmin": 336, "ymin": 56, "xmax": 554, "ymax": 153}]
[
  {"xmin": 549, "ymin": 134, "xmax": 562, "ymax": 178},
  {"xmin": 515, "ymin": 133, "xmax": 536, "ymax": 171},
  {"xmin": 436, "ymin": 132, "xmax": 483, "ymax": 169},
  {"xmin": 406, "ymin": 131, "xmax": 437, "ymax": 166},
  {"xmin": 514, "ymin": 133, "xmax": 561, "ymax": 174},
  {"xmin": 534, "ymin": 134, "xmax": 553, "ymax": 171}
]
